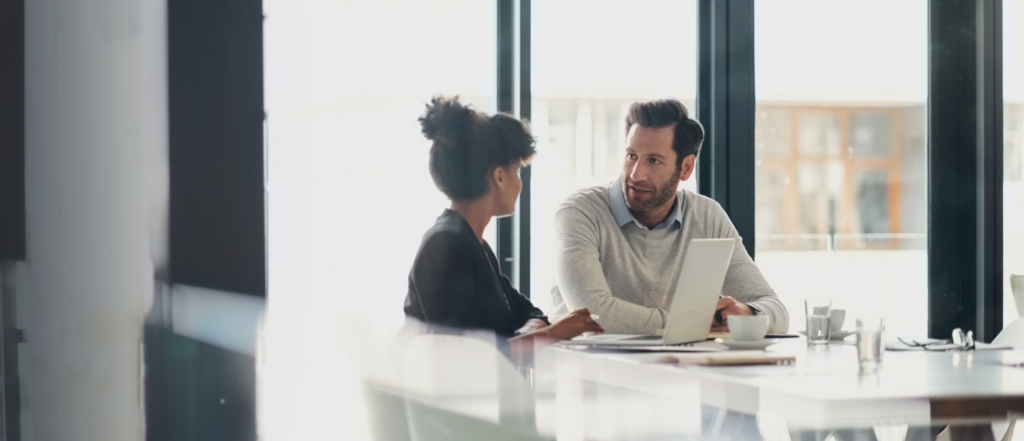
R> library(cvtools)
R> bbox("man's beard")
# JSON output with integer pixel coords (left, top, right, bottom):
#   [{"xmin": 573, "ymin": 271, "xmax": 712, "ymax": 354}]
[{"xmin": 623, "ymin": 171, "xmax": 679, "ymax": 213}]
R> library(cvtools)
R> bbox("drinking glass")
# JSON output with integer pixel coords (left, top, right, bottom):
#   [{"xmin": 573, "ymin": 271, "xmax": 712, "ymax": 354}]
[
  {"xmin": 856, "ymin": 318, "xmax": 885, "ymax": 374},
  {"xmin": 804, "ymin": 299, "xmax": 832, "ymax": 345}
]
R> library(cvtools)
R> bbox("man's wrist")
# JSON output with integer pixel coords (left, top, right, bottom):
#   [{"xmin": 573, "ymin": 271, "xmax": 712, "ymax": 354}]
[{"xmin": 746, "ymin": 304, "xmax": 772, "ymax": 330}]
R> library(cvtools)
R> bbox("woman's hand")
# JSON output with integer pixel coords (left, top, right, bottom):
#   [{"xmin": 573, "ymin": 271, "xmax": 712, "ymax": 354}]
[
  {"xmin": 539, "ymin": 308, "xmax": 604, "ymax": 340},
  {"xmin": 507, "ymin": 309, "xmax": 603, "ymax": 364},
  {"xmin": 514, "ymin": 318, "xmax": 549, "ymax": 336}
]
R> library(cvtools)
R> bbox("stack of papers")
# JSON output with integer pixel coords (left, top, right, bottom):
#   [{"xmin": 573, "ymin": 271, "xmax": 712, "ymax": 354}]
[
  {"xmin": 556, "ymin": 339, "xmax": 728, "ymax": 352},
  {"xmin": 608, "ymin": 351, "xmax": 795, "ymax": 367},
  {"xmin": 624, "ymin": 341, "xmax": 728, "ymax": 352}
]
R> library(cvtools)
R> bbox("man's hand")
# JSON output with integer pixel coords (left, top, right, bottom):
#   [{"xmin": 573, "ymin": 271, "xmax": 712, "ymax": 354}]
[{"xmin": 710, "ymin": 296, "xmax": 754, "ymax": 332}]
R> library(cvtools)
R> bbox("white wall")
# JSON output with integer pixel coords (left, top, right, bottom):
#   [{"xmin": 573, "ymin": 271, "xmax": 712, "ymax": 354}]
[
  {"xmin": 756, "ymin": 0, "xmax": 928, "ymax": 104},
  {"xmin": 532, "ymin": 0, "xmax": 698, "ymax": 99},
  {"xmin": 1006, "ymin": 1, "xmax": 1024, "ymax": 103},
  {"xmin": 23, "ymin": 0, "xmax": 167, "ymax": 439}
]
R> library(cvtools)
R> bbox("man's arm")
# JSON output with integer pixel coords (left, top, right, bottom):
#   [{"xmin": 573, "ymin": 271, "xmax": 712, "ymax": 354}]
[
  {"xmin": 707, "ymin": 203, "xmax": 790, "ymax": 333},
  {"xmin": 553, "ymin": 206, "xmax": 668, "ymax": 334}
]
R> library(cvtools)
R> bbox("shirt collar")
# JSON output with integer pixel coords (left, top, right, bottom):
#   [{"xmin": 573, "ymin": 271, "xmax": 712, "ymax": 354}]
[{"xmin": 609, "ymin": 179, "xmax": 683, "ymax": 231}]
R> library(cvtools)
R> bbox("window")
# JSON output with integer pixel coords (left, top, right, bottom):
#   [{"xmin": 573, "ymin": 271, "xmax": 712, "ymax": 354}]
[
  {"xmin": 755, "ymin": 0, "xmax": 928, "ymax": 337},
  {"xmin": 530, "ymin": 0, "xmax": 698, "ymax": 311},
  {"xmin": 1003, "ymin": 1, "xmax": 1024, "ymax": 326}
]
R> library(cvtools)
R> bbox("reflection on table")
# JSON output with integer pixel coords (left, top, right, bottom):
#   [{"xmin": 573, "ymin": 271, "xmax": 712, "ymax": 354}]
[{"xmin": 354, "ymin": 331, "xmax": 1024, "ymax": 441}]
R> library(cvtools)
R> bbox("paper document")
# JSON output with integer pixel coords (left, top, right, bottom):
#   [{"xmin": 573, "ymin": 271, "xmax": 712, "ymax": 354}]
[
  {"xmin": 556, "ymin": 340, "xmax": 727, "ymax": 352},
  {"xmin": 608, "ymin": 351, "xmax": 794, "ymax": 366},
  {"xmin": 627, "ymin": 341, "xmax": 728, "ymax": 352},
  {"xmin": 707, "ymin": 332, "xmax": 799, "ymax": 340}
]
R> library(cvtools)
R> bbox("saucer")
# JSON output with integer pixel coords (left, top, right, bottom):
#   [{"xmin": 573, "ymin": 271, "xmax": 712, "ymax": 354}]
[
  {"xmin": 716, "ymin": 338, "xmax": 780, "ymax": 350},
  {"xmin": 798, "ymin": 330, "xmax": 855, "ymax": 341}
]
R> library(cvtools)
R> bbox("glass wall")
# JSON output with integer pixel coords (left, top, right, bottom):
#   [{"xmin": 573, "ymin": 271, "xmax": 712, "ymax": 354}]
[
  {"xmin": 267, "ymin": 0, "xmax": 497, "ymax": 340},
  {"xmin": 264, "ymin": 2, "xmax": 496, "ymax": 438},
  {"xmin": 754, "ymin": 0, "xmax": 928, "ymax": 337},
  {"xmin": 1004, "ymin": 1, "xmax": 1024, "ymax": 327},
  {"xmin": 530, "ymin": 0, "xmax": 698, "ymax": 310}
]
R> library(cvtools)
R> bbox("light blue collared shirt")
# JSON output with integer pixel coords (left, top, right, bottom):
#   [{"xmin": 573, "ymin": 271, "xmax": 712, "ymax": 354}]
[{"xmin": 608, "ymin": 179, "xmax": 683, "ymax": 231}]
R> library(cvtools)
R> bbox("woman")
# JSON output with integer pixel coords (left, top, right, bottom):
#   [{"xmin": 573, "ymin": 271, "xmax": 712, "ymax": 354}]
[{"xmin": 404, "ymin": 96, "xmax": 602, "ymax": 340}]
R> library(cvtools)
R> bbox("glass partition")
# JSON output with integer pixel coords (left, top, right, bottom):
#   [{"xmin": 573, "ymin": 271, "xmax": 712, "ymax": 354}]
[
  {"xmin": 530, "ymin": 0, "xmax": 698, "ymax": 311},
  {"xmin": 754, "ymin": 0, "xmax": 928, "ymax": 337}
]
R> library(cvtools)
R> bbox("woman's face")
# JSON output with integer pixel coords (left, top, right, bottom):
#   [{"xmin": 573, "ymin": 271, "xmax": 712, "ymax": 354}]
[{"xmin": 494, "ymin": 161, "xmax": 523, "ymax": 218}]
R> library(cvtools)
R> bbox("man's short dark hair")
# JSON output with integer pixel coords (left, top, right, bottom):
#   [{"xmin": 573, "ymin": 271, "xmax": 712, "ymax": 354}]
[
  {"xmin": 419, "ymin": 96, "xmax": 536, "ymax": 201},
  {"xmin": 624, "ymin": 99, "xmax": 705, "ymax": 167}
]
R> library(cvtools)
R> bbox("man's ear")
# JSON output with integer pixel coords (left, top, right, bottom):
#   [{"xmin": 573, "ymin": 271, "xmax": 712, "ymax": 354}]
[{"xmin": 679, "ymin": 154, "xmax": 696, "ymax": 181}]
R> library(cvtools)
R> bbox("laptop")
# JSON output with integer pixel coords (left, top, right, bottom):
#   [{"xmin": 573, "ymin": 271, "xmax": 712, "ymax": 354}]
[{"xmin": 561, "ymin": 238, "xmax": 735, "ymax": 348}]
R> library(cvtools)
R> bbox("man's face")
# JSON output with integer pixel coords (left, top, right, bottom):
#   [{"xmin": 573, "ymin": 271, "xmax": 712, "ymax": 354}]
[{"xmin": 621, "ymin": 125, "xmax": 690, "ymax": 213}]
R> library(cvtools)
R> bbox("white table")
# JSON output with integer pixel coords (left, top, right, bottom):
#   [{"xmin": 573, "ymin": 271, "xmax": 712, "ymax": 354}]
[
  {"xmin": 527, "ymin": 339, "xmax": 1024, "ymax": 438},
  {"xmin": 364, "ymin": 337, "xmax": 1024, "ymax": 440}
]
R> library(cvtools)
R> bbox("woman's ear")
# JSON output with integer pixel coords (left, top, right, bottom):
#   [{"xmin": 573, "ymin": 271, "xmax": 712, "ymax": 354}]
[{"xmin": 492, "ymin": 167, "xmax": 505, "ymax": 191}]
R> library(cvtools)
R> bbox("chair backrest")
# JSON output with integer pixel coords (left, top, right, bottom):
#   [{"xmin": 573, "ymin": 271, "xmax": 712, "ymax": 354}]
[
  {"xmin": 341, "ymin": 321, "xmax": 412, "ymax": 441},
  {"xmin": 1012, "ymin": 275, "xmax": 1024, "ymax": 318},
  {"xmin": 993, "ymin": 317, "xmax": 1024, "ymax": 350},
  {"xmin": 401, "ymin": 333, "xmax": 509, "ymax": 398},
  {"xmin": 400, "ymin": 333, "xmax": 543, "ymax": 441}
]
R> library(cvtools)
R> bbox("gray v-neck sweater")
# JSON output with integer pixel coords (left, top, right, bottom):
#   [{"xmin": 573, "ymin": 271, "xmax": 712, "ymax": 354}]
[{"xmin": 550, "ymin": 184, "xmax": 790, "ymax": 334}]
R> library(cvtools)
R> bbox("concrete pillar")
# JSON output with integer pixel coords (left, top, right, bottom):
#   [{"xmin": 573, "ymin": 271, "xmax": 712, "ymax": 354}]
[{"xmin": 24, "ymin": 0, "xmax": 167, "ymax": 439}]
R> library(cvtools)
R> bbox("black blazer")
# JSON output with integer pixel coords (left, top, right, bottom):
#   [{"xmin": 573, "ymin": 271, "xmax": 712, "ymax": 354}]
[{"xmin": 404, "ymin": 209, "xmax": 546, "ymax": 337}]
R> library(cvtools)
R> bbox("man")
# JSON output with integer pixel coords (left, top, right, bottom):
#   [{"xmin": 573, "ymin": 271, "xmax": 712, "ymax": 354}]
[{"xmin": 551, "ymin": 98, "xmax": 789, "ymax": 334}]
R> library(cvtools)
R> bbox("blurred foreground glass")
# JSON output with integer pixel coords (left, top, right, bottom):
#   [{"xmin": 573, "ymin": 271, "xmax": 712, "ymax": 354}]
[
  {"xmin": 264, "ymin": 1, "xmax": 498, "ymax": 439},
  {"xmin": 856, "ymin": 318, "xmax": 885, "ymax": 374},
  {"xmin": 804, "ymin": 299, "xmax": 832, "ymax": 344},
  {"xmin": 530, "ymin": 0, "xmax": 698, "ymax": 310},
  {"xmin": 754, "ymin": 0, "xmax": 928, "ymax": 338}
]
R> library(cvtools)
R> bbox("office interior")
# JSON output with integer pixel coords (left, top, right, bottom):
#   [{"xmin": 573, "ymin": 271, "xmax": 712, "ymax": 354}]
[{"xmin": 0, "ymin": 0, "xmax": 1023, "ymax": 440}]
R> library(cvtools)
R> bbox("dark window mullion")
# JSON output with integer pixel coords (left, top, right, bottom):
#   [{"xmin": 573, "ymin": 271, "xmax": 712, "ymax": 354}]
[
  {"xmin": 496, "ymin": 0, "xmax": 516, "ymax": 282},
  {"xmin": 697, "ymin": 0, "xmax": 756, "ymax": 259},
  {"xmin": 0, "ymin": 0, "xmax": 25, "ymax": 261},
  {"xmin": 928, "ymin": 0, "xmax": 1003, "ymax": 341},
  {"xmin": 518, "ymin": 0, "xmax": 532, "ymax": 297}
]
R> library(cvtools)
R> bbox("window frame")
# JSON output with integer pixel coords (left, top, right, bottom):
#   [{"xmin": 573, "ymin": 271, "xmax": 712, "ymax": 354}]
[
  {"xmin": 927, "ymin": 0, "xmax": 1004, "ymax": 340},
  {"xmin": 499, "ymin": 0, "xmax": 1005, "ymax": 340}
]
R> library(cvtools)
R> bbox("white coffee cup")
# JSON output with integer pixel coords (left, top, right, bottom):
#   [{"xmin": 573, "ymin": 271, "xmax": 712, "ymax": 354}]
[
  {"xmin": 830, "ymin": 309, "xmax": 846, "ymax": 332},
  {"xmin": 728, "ymin": 315, "xmax": 769, "ymax": 341}
]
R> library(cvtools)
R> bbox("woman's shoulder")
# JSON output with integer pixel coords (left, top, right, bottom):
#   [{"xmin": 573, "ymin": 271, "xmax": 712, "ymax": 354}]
[{"xmin": 418, "ymin": 210, "xmax": 479, "ymax": 258}]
